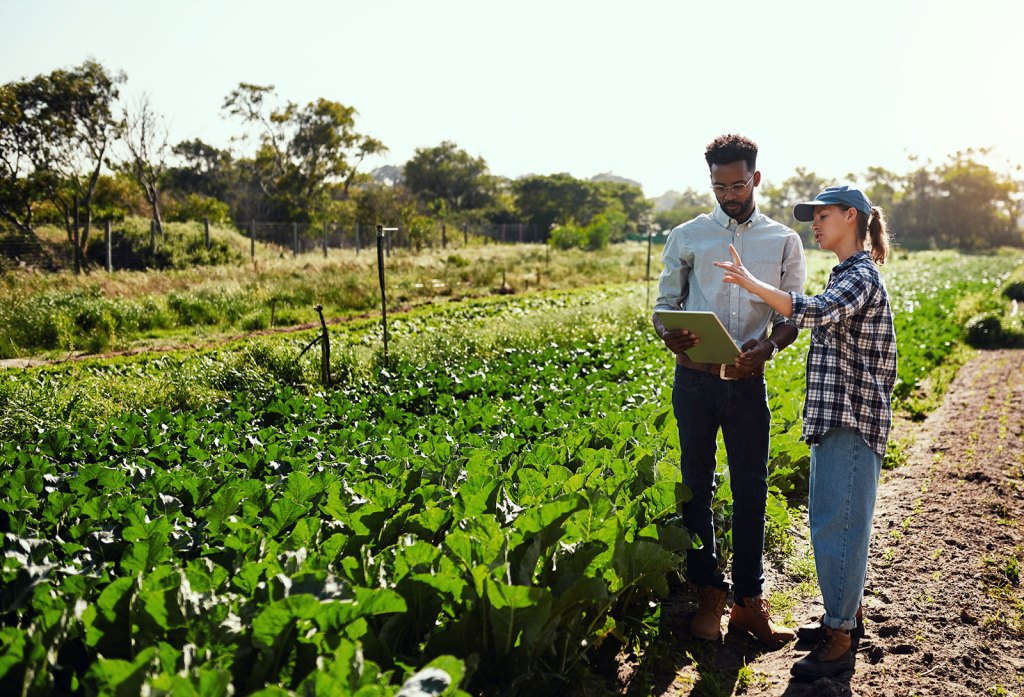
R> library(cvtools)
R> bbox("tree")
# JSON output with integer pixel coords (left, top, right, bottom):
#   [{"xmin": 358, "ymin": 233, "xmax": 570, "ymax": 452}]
[
  {"xmin": 892, "ymin": 150, "xmax": 1021, "ymax": 249},
  {"xmin": 512, "ymin": 173, "xmax": 605, "ymax": 235},
  {"xmin": 223, "ymin": 83, "xmax": 386, "ymax": 222},
  {"xmin": 652, "ymin": 188, "xmax": 714, "ymax": 232},
  {"xmin": 118, "ymin": 94, "xmax": 169, "ymax": 233},
  {"xmin": 759, "ymin": 167, "xmax": 828, "ymax": 243},
  {"xmin": 0, "ymin": 60, "xmax": 125, "ymax": 261},
  {"xmin": 403, "ymin": 141, "xmax": 495, "ymax": 213}
]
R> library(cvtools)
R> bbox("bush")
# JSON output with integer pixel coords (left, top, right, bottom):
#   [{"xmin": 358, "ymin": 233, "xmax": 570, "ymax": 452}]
[
  {"xmin": 1003, "ymin": 281, "xmax": 1024, "ymax": 302},
  {"xmin": 965, "ymin": 313, "xmax": 1005, "ymax": 348},
  {"xmin": 548, "ymin": 223, "xmax": 588, "ymax": 250}
]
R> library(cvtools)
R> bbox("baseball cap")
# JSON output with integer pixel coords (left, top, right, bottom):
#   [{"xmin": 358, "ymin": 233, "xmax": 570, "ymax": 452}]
[{"xmin": 793, "ymin": 185, "xmax": 872, "ymax": 222}]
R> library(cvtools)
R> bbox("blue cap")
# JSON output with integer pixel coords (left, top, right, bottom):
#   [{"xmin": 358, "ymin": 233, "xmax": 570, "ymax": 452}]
[{"xmin": 793, "ymin": 185, "xmax": 872, "ymax": 222}]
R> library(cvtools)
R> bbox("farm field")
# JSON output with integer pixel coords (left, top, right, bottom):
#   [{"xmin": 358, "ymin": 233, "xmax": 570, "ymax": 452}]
[{"xmin": 1, "ymin": 249, "xmax": 1023, "ymax": 696}]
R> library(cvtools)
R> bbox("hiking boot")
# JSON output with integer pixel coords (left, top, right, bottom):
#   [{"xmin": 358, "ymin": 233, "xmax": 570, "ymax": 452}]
[
  {"xmin": 728, "ymin": 596, "xmax": 797, "ymax": 648},
  {"xmin": 791, "ymin": 626, "xmax": 855, "ymax": 680},
  {"xmin": 796, "ymin": 605, "xmax": 865, "ymax": 643},
  {"xmin": 691, "ymin": 585, "xmax": 728, "ymax": 640}
]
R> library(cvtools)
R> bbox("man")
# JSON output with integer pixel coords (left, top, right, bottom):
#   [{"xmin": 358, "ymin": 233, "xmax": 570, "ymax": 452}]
[{"xmin": 652, "ymin": 134, "xmax": 806, "ymax": 647}]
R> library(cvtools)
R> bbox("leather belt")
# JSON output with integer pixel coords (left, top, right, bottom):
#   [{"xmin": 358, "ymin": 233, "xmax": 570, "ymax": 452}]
[{"xmin": 677, "ymin": 354, "xmax": 764, "ymax": 381}]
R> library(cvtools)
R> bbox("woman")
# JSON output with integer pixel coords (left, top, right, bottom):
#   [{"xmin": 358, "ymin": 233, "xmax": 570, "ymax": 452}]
[{"xmin": 714, "ymin": 185, "xmax": 897, "ymax": 680}]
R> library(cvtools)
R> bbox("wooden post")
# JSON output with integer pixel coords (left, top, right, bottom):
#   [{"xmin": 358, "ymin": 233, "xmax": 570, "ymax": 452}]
[
  {"xmin": 73, "ymin": 196, "xmax": 81, "ymax": 275},
  {"xmin": 646, "ymin": 227, "xmax": 654, "ymax": 307},
  {"xmin": 204, "ymin": 217, "xmax": 210, "ymax": 251},
  {"xmin": 314, "ymin": 304, "xmax": 330, "ymax": 386},
  {"xmin": 463, "ymin": 224, "xmax": 468, "ymax": 246},
  {"xmin": 105, "ymin": 219, "xmax": 112, "ymax": 273},
  {"xmin": 442, "ymin": 223, "xmax": 447, "ymax": 249},
  {"xmin": 377, "ymin": 225, "xmax": 389, "ymax": 376},
  {"xmin": 249, "ymin": 219, "xmax": 255, "ymax": 259},
  {"xmin": 292, "ymin": 222, "xmax": 298, "ymax": 257},
  {"xmin": 322, "ymin": 221, "xmax": 328, "ymax": 258}
]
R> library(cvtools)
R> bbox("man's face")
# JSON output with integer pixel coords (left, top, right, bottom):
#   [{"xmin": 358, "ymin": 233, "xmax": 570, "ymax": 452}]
[{"xmin": 710, "ymin": 161, "xmax": 759, "ymax": 221}]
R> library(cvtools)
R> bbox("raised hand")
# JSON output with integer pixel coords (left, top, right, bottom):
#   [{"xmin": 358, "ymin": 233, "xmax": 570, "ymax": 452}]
[{"xmin": 713, "ymin": 244, "xmax": 758, "ymax": 291}]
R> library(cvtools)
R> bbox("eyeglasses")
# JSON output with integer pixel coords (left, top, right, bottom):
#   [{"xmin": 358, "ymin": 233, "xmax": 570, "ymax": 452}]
[{"xmin": 711, "ymin": 174, "xmax": 754, "ymax": 196}]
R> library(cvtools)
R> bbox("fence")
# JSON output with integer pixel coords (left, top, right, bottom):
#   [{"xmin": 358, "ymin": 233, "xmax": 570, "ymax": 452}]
[{"xmin": 0, "ymin": 218, "xmax": 546, "ymax": 274}]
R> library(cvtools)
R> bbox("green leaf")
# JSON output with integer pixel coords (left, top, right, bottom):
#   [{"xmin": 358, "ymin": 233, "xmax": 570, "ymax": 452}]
[{"xmin": 86, "ymin": 646, "xmax": 158, "ymax": 697}]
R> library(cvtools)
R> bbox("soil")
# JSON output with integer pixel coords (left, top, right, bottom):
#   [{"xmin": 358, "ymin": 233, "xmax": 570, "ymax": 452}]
[{"xmin": 616, "ymin": 349, "xmax": 1024, "ymax": 697}]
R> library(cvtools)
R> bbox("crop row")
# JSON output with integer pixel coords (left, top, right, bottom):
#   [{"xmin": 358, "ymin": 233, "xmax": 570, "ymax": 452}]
[{"xmin": 1, "ymin": 251, "xmax": 1021, "ymax": 695}]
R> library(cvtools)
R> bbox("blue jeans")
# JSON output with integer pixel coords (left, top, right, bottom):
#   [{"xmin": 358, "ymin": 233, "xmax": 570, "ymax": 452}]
[
  {"xmin": 672, "ymin": 365, "xmax": 770, "ymax": 599},
  {"xmin": 809, "ymin": 427, "xmax": 882, "ymax": 631}
]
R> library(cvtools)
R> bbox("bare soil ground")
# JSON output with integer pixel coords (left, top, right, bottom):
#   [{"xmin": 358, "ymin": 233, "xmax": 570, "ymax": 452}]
[{"xmin": 611, "ymin": 349, "xmax": 1024, "ymax": 697}]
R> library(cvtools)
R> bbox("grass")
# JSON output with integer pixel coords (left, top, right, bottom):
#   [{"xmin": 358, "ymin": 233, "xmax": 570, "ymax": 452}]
[{"xmin": 0, "ymin": 227, "xmax": 660, "ymax": 359}]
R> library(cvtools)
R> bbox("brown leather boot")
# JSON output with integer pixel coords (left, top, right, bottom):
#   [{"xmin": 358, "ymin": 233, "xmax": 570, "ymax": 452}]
[
  {"xmin": 691, "ymin": 585, "xmax": 728, "ymax": 640},
  {"xmin": 796, "ymin": 605, "xmax": 865, "ymax": 643},
  {"xmin": 790, "ymin": 626, "xmax": 855, "ymax": 680},
  {"xmin": 728, "ymin": 596, "xmax": 797, "ymax": 648}
]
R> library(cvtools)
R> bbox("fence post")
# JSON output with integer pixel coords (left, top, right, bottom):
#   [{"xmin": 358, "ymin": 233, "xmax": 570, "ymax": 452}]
[
  {"xmin": 105, "ymin": 219, "xmax": 112, "ymax": 273},
  {"xmin": 204, "ymin": 217, "xmax": 210, "ymax": 251},
  {"xmin": 376, "ymin": 225, "xmax": 399, "ymax": 378},
  {"xmin": 442, "ymin": 223, "xmax": 447, "ymax": 249},
  {"xmin": 646, "ymin": 227, "xmax": 654, "ymax": 307},
  {"xmin": 73, "ymin": 196, "xmax": 81, "ymax": 275},
  {"xmin": 292, "ymin": 222, "xmax": 298, "ymax": 256},
  {"xmin": 249, "ymin": 219, "xmax": 255, "ymax": 259},
  {"xmin": 322, "ymin": 222, "xmax": 328, "ymax": 258},
  {"xmin": 463, "ymin": 224, "xmax": 468, "ymax": 246}
]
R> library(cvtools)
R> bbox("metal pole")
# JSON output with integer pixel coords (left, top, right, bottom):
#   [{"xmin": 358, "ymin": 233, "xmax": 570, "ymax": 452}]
[
  {"xmin": 105, "ymin": 219, "xmax": 112, "ymax": 273},
  {"xmin": 204, "ymin": 217, "xmax": 210, "ymax": 251}
]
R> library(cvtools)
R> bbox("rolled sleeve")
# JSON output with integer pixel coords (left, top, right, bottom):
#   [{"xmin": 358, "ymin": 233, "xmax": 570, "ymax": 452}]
[
  {"xmin": 773, "ymin": 235, "xmax": 807, "ymax": 327},
  {"xmin": 793, "ymin": 270, "xmax": 873, "ymax": 329}
]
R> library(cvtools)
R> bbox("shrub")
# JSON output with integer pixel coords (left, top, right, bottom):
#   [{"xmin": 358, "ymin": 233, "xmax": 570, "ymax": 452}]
[{"xmin": 965, "ymin": 313, "xmax": 1004, "ymax": 348}]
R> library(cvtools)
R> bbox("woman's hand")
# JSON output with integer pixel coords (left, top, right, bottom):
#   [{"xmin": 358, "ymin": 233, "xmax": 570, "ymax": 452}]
[
  {"xmin": 713, "ymin": 244, "xmax": 759, "ymax": 292},
  {"xmin": 715, "ymin": 243, "xmax": 795, "ymax": 318}
]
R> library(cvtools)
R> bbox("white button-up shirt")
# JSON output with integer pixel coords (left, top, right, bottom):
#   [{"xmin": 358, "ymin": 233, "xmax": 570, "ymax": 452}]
[{"xmin": 655, "ymin": 204, "xmax": 807, "ymax": 345}]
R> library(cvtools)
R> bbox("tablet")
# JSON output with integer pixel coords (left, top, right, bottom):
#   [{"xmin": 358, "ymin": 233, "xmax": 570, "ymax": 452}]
[{"xmin": 655, "ymin": 310, "xmax": 741, "ymax": 364}]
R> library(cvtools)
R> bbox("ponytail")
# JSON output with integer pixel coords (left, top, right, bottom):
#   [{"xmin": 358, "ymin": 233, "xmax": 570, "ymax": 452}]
[{"xmin": 857, "ymin": 206, "xmax": 890, "ymax": 264}]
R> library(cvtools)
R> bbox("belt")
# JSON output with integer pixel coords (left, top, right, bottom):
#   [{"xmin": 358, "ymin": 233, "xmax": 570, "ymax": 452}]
[{"xmin": 677, "ymin": 354, "xmax": 764, "ymax": 381}]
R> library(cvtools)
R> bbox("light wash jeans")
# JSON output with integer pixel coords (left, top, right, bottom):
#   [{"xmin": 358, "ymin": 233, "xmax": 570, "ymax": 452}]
[{"xmin": 809, "ymin": 427, "xmax": 882, "ymax": 631}]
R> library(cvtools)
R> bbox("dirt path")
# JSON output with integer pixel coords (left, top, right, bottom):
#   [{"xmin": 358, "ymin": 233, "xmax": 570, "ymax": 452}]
[{"xmin": 636, "ymin": 349, "xmax": 1024, "ymax": 697}]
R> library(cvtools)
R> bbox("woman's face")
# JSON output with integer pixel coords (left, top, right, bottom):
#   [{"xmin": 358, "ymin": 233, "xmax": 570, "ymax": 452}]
[{"xmin": 811, "ymin": 205, "xmax": 858, "ymax": 254}]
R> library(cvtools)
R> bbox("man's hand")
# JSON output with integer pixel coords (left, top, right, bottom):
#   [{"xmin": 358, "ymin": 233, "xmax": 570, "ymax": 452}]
[
  {"xmin": 662, "ymin": 328, "xmax": 700, "ymax": 355},
  {"xmin": 734, "ymin": 339, "xmax": 773, "ymax": 370}
]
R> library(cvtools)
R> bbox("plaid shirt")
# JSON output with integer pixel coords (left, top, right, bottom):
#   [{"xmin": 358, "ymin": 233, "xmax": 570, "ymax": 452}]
[{"xmin": 790, "ymin": 251, "xmax": 898, "ymax": 458}]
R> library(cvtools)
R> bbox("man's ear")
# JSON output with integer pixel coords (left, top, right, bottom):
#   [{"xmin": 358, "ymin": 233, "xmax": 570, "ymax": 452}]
[{"xmin": 753, "ymin": 170, "xmax": 762, "ymax": 188}]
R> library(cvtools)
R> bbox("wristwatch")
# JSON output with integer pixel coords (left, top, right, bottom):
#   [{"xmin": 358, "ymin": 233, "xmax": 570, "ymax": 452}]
[{"xmin": 765, "ymin": 339, "xmax": 780, "ymax": 360}]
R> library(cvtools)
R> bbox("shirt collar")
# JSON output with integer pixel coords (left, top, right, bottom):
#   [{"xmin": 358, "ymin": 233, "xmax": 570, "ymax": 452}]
[
  {"xmin": 712, "ymin": 203, "xmax": 763, "ymax": 231},
  {"xmin": 833, "ymin": 250, "xmax": 871, "ymax": 273}
]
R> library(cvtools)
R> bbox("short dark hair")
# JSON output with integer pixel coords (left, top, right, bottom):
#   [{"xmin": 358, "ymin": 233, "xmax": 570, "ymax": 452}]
[{"xmin": 704, "ymin": 134, "xmax": 758, "ymax": 171}]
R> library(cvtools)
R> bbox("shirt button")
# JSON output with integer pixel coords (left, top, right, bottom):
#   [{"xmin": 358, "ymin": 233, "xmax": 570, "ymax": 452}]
[{"xmin": 731, "ymin": 312, "xmax": 737, "ymax": 316}]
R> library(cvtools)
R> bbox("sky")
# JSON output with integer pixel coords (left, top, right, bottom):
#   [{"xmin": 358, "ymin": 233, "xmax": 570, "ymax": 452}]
[{"xmin": 1, "ymin": 0, "xmax": 1021, "ymax": 197}]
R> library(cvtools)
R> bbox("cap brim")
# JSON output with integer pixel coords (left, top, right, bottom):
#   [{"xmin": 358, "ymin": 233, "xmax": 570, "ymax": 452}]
[{"xmin": 792, "ymin": 201, "xmax": 828, "ymax": 222}]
